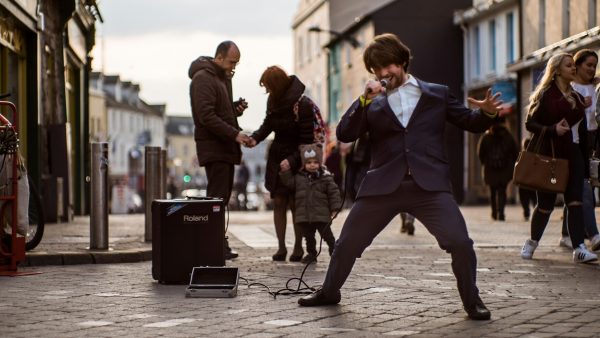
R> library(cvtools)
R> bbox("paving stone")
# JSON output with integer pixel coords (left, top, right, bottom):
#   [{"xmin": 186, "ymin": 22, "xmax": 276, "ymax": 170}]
[{"xmin": 2, "ymin": 207, "xmax": 600, "ymax": 337}]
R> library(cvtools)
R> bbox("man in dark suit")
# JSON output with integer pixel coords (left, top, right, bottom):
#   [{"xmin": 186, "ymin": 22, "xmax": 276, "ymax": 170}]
[{"xmin": 298, "ymin": 33, "xmax": 507, "ymax": 320}]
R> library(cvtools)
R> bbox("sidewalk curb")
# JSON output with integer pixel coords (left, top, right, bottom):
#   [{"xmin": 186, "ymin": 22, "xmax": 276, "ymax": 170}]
[{"xmin": 22, "ymin": 249, "xmax": 152, "ymax": 267}]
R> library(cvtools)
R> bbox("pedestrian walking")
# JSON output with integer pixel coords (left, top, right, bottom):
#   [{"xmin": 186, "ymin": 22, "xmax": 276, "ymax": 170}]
[
  {"xmin": 324, "ymin": 142, "xmax": 344, "ymax": 192},
  {"xmin": 298, "ymin": 33, "xmax": 507, "ymax": 320},
  {"xmin": 279, "ymin": 144, "xmax": 341, "ymax": 264},
  {"xmin": 399, "ymin": 212, "xmax": 415, "ymax": 235},
  {"xmin": 234, "ymin": 160, "xmax": 250, "ymax": 210},
  {"xmin": 477, "ymin": 118, "xmax": 519, "ymax": 221},
  {"xmin": 188, "ymin": 40, "xmax": 251, "ymax": 260},
  {"xmin": 520, "ymin": 52, "xmax": 598, "ymax": 264},
  {"xmin": 246, "ymin": 65, "xmax": 316, "ymax": 262},
  {"xmin": 345, "ymin": 133, "xmax": 370, "ymax": 202}
]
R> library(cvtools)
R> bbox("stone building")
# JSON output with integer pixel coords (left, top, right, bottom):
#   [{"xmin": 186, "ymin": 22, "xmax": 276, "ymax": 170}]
[
  {"xmin": 508, "ymin": 0, "xmax": 600, "ymax": 143},
  {"xmin": 0, "ymin": 0, "xmax": 102, "ymax": 221},
  {"xmin": 454, "ymin": 0, "xmax": 521, "ymax": 203}
]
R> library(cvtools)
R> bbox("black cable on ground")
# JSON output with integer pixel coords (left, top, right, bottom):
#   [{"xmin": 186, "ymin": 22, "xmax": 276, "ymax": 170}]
[{"xmin": 239, "ymin": 141, "xmax": 355, "ymax": 299}]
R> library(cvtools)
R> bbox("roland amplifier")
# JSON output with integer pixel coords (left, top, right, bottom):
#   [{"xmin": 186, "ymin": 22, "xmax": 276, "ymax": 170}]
[{"xmin": 151, "ymin": 198, "xmax": 225, "ymax": 284}]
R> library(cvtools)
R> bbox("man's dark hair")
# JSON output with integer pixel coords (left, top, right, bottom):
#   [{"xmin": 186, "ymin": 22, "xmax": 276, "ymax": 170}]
[
  {"xmin": 363, "ymin": 33, "xmax": 411, "ymax": 73},
  {"xmin": 215, "ymin": 41, "xmax": 237, "ymax": 58}
]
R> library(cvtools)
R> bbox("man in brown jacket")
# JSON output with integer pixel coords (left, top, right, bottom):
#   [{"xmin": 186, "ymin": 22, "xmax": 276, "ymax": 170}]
[{"xmin": 189, "ymin": 41, "xmax": 250, "ymax": 260}]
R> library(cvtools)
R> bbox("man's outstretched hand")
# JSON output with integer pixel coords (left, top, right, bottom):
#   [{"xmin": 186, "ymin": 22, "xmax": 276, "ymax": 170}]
[{"xmin": 467, "ymin": 88, "xmax": 508, "ymax": 117}]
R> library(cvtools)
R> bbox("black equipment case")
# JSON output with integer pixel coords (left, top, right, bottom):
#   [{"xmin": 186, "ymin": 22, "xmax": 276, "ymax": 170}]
[{"xmin": 151, "ymin": 198, "xmax": 225, "ymax": 283}]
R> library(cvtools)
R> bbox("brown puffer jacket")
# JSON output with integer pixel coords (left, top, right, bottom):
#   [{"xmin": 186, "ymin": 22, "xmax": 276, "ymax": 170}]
[
  {"xmin": 189, "ymin": 56, "xmax": 242, "ymax": 165},
  {"xmin": 279, "ymin": 168, "xmax": 342, "ymax": 224}
]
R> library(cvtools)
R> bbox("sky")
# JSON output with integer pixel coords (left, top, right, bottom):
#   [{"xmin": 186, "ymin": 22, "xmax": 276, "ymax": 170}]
[{"xmin": 92, "ymin": 0, "xmax": 300, "ymax": 130}]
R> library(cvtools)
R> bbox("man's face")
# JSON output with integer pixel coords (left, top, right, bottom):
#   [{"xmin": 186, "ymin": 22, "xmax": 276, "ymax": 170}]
[
  {"xmin": 373, "ymin": 63, "xmax": 407, "ymax": 90},
  {"xmin": 214, "ymin": 47, "xmax": 240, "ymax": 78}
]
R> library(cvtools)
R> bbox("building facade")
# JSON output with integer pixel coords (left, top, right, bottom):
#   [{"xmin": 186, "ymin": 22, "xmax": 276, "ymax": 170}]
[
  {"xmin": 293, "ymin": 0, "xmax": 472, "ymax": 202},
  {"xmin": 455, "ymin": 0, "xmax": 521, "ymax": 203},
  {"xmin": 508, "ymin": 0, "xmax": 600, "ymax": 187},
  {"xmin": 165, "ymin": 115, "xmax": 201, "ymax": 196},
  {"xmin": 292, "ymin": 0, "xmax": 330, "ymax": 130},
  {"xmin": 0, "ymin": 0, "xmax": 101, "ymax": 221},
  {"xmin": 90, "ymin": 72, "xmax": 166, "ymax": 212}
]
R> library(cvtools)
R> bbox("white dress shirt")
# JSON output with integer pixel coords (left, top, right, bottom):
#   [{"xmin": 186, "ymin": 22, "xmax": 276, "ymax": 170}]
[
  {"xmin": 572, "ymin": 82, "xmax": 598, "ymax": 131},
  {"xmin": 387, "ymin": 75, "xmax": 422, "ymax": 127}
]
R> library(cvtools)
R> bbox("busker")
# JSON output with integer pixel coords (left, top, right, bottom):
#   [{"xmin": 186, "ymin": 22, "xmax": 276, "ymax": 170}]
[{"xmin": 298, "ymin": 33, "xmax": 509, "ymax": 320}]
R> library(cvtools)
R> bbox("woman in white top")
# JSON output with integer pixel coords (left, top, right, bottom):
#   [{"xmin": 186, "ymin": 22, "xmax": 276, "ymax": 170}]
[{"xmin": 565, "ymin": 49, "xmax": 600, "ymax": 252}]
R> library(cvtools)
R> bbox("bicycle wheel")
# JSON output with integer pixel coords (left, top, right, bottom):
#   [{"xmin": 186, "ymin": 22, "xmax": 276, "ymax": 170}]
[{"xmin": 25, "ymin": 175, "xmax": 44, "ymax": 251}]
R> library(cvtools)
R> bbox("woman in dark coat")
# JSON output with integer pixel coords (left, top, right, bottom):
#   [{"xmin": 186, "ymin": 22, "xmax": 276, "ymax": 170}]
[
  {"xmin": 520, "ymin": 53, "xmax": 597, "ymax": 263},
  {"xmin": 247, "ymin": 66, "xmax": 315, "ymax": 261},
  {"xmin": 477, "ymin": 119, "xmax": 518, "ymax": 221}
]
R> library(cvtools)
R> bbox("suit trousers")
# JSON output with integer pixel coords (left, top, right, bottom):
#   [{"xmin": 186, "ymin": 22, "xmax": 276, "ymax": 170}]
[{"xmin": 322, "ymin": 176, "xmax": 480, "ymax": 308}]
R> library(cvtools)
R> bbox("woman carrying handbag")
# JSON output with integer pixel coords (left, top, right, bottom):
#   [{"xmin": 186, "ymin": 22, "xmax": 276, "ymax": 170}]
[{"xmin": 520, "ymin": 53, "xmax": 598, "ymax": 263}]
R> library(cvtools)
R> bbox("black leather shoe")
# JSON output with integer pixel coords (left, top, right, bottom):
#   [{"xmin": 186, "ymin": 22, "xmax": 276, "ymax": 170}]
[
  {"xmin": 225, "ymin": 250, "xmax": 239, "ymax": 260},
  {"xmin": 272, "ymin": 249, "xmax": 287, "ymax": 261},
  {"xmin": 289, "ymin": 250, "xmax": 304, "ymax": 262},
  {"xmin": 298, "ymin": 289, "xmax": 341, "ymax": 306},
  {"xmin": 464, "ymin": 296, "xmax": 491, "ymax": 320}
]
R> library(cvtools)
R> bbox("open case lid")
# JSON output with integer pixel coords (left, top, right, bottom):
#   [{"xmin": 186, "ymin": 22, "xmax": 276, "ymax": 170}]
[{"xmin": 188, "ymin": 267, "xmax": 239, "ymax": 287}]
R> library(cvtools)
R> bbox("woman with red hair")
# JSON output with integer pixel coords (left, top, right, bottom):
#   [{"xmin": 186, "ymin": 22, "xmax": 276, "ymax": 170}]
[{"xmin": 247, "ymin": 66, "xmax": 317, "ymax": 261}]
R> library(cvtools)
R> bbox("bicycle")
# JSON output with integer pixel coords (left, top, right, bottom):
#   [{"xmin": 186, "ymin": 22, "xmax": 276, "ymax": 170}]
[{"xmin": 0, "ymin": 93, "xmax": 45, "ymax": 253}]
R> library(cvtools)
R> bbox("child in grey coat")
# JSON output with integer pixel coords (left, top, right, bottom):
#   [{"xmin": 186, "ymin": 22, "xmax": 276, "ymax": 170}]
[{"xmin": 280, "ymin": 144, "xmax": 342, "ymax": 264}]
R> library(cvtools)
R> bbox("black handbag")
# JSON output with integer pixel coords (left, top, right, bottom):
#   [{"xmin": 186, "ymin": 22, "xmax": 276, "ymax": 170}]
[{"xmin": 513, "ymin": 128, "xmax": 569, "ymax": 193}]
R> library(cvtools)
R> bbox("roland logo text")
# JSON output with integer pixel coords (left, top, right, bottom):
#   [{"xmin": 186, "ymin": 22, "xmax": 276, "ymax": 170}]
[{"xmin": 183, "ymin": 214, "xmax": 209, "ymax": 222}]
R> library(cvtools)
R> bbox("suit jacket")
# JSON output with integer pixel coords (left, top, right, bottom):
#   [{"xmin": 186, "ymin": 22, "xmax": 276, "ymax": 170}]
[{"xmin": 337, "ymin": 78, "xmax": 496, "ymax": 199}]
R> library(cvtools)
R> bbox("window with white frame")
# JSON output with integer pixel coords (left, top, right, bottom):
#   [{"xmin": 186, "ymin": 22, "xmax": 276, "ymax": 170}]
[
  {"xmin": 345, "ymin": 44, "xmax": 352, "ymax": 68},
  {"xmin": 562, "ymin": 0, "xmax": 569, "ymax": 39},
  {"xmin": 298, "ymin": 36, "xmax": 304, "ymax": 67},
  {"xmin": 506, "ymin": 12, "xmax": 515, "ymax": 63},
  {"xmin": 539, "ymin": 0, "xmax": 546, "ymax": 48},
  {"xmin": 474, "ymin": 25, "xmax": 481, "ymax": 77},
  {"xmin": 589, "ymin": 0, "xmax": 597, "ymax": 28},
  {"xmin": 489, "ymin": 20, "xmax": 496, "ymax": 72}
]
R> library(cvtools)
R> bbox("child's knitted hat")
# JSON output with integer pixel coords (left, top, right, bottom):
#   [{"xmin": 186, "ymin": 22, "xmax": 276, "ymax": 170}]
[{"xmin": 299, "ymin": 143, "xmax": 323, "ymax": 166}]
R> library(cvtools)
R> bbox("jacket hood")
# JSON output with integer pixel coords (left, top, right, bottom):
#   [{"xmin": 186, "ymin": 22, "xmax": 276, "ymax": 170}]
[
  {"xmin": 268, "ymin": 75, "xmax": 306, "ymax": 113},
  {"xmin": 188, "ymin": 56, "xmax": 224, "ymax": 79}
]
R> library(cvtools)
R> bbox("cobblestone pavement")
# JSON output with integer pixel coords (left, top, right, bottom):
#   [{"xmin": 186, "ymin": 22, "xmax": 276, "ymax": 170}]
[{"xmin": 1, "ymin": 205, "xmax": 600, "ymax": 337}]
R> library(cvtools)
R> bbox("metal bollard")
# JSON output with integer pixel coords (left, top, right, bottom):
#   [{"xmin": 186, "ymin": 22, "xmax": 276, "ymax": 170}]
[
  {"xmin": 145, "ymin": 146, "xmax": 162, "ymax": 242},
  {"xmin": 160, "ymin": 149, "xmax": 167, "ymax": 198},
  {"xmin": 90, "ymin": 142, "xmax": 109, "ymax": 250}
]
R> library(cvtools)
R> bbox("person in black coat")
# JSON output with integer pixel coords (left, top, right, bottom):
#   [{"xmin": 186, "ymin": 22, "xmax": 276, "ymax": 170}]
[
  {"xmin": 477, "ymin": 119, "xmax": 518, "ymax": 221},
  {"xmin": 247, "ymin": 66, "xmax": 316, "ymax": 262}
]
